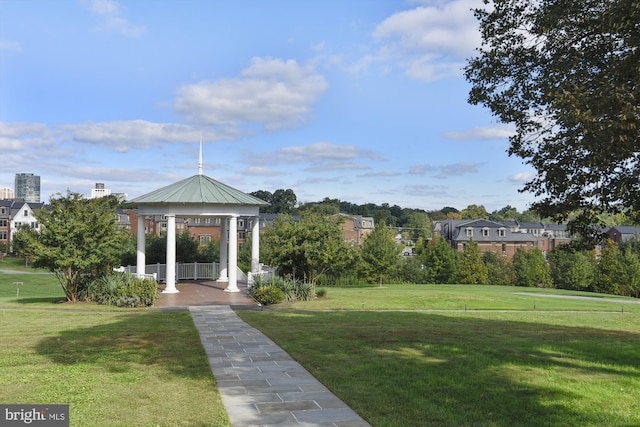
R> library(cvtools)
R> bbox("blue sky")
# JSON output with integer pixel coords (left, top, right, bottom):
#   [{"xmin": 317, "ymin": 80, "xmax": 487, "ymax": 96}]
[{"xmin": 0, "ymin": 0, "xmax": 536, "ymax": 212}]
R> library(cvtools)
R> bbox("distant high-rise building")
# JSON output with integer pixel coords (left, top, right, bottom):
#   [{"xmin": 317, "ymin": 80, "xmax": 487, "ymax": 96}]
[
  {"xmin": 14, "ymin": 173, "xmax": 40, "ymax": 203},
  {"xmin": 90, "ymin": 182, "xmax": 111, "ymax": 199},
  {"xmin": 0, "ymin": 187, "xmax": 14, "ymax": 200}
]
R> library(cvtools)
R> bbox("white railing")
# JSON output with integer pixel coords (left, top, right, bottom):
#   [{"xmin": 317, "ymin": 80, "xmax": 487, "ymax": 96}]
[
  {"xmin": 247, "ymin": 265, "xmax": 277, "ymax": 286},
  {"xmin": 122, "ymin": 262, "xmax": 218, "ymax": 282},
  {"xmin": 114, "ymin": 266, "xmax": 157, "ymax": 281},
  {"xmin": 121, "ymin": 262, "xmax": 275, "ymax": 284}
]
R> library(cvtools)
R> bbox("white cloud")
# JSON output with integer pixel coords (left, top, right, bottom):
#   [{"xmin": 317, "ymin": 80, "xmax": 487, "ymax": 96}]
[
  {"xmin": 0, "ymin": 122, "xmax": 56, "ymax": 152},
  {"xmin": 174, "ymin": 57, "xmax": 328, "ymax": 131},
  {"xmin": 444, "ymin": 124, "xmax": 516, "ymax": 140},
  {"xmin": 404, "ymin": 183, "xmax": 449, "ymax": 197},
  {"xmin": 0, "ymin": 40, "xmax": 23, "ymax": 52},
  {"xmin": 275, "ymin": 141, "xmax": 380, "ymax": 163},
  {"xmin": 362, "ymin": 0, "xmax": 483, "ymax": 81},
  {"xmin": 60, "ymin": 120, "xmax": 227, "ymax": 152},
  {"xmin": 510, "ymin": 172, "xmax": 535, "ymax": 183},
  {"xmin": 242, "ymin": 166, "xmax": 285, "ymax": 177},
  {"xmin": 83, "ymin": 0, "xmax": 145, "ymax": 37},
  {"xmin": 305, "ymin": 161, "xmax": 370, "ymax": 172},
  {"xmin": 409, "ymin": 162, "xmax": 481, "ymax": 178}
]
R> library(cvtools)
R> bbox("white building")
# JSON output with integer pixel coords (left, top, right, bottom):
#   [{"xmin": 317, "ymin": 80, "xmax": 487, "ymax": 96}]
[
  {"xmin": 90, "ymin": 183, "xmax": 111, "ymax": 199},
  {"xmin": 0, "ymin": 187, "xmax": 14, "ymax": 200}
]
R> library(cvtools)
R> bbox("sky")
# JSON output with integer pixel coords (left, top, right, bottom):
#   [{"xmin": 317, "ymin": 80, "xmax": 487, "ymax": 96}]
[{"xmin": 0, "ymin": 0, "xmax": 537, "ymax": 212}]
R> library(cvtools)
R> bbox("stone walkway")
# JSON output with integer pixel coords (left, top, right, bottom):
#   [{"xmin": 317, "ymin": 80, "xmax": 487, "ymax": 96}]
[{"xmin": 190, "ymin": 305, "xmax": 371, "ymax": 427}]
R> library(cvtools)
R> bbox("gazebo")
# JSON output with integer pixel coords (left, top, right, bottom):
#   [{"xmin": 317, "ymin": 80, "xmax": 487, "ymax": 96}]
[{"xmin": 129, "ymin": 162, "xmax": 268, "ymax": 294}]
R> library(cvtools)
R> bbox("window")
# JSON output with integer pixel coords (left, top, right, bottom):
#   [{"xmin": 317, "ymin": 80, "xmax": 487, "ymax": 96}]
[
  {"xmin": 462, "ymin": 243, "xmax": 467, "ymax": 251},
  {"xmin": 238, "ymin": 219, "xmax": 245, "ymax": 228},
  {"xmin": 501, "ymin": 243, "xmax": 506, "ymax": 252},
  {"xmin": 482, "ymin": 228, "xmax": 489, "ymax": 237},
  {"xmin": 194, "ymin": 218, "xmax": 201, "ymax": 224},
  {"xmin": 24, "ymin": 210, "xmax": 29, "ymax": 217},
  {"xmin": 0, "ymin": 231, "xmax": 7, "ymax": 240},
  {"xmin": 214, "ymin": 218, "xmax": 221, "ymax": 225},
  {"xmin": 498, "ymin": 228, "xmax": 506, "ymax": 237},
  {"xmin": 199, "ymin": 235, "xmax": 212, "ymax": 245},
  {"xmin": 204, "ymin": 218, "xmax": 211, "ymax": 224},
  {"xmin": 238, "ymin": 231, "xmax": 246, "ymax": 240},
  {"xmin": 466, "ymin": 228, "xmax": 473, "ymax": 237},
  {"xmin": 0, "ymin": 219, "xmax": 6, "ymax": 227},
  {"xmin": 0, "ymin": 208, "xmax": 5, "ymax": 214}
]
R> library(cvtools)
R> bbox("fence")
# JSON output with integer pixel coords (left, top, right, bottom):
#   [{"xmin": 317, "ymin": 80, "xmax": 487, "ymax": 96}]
[
  {"xmin": 121, "ymin": 263, "xmax": 276, "ymax": 284},
  {"xmin": 122, "ymin": 262, "xmax": 218, "ymax": 282}
]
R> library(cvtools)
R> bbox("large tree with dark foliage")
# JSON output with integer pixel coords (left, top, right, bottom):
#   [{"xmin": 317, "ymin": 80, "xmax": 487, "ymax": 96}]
[{"xmin": 466, "ymin": 0, "xmax": 640, "ymax": 244}]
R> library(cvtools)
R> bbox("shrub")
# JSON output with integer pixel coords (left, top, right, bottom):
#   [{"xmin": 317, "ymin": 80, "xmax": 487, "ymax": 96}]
[
  {"xmin": 253, "ymin": 285, "xmax": 284, "ymax": 305},
  {"xmin": 84, "ymin": 272, "xmax": 158, "ymax": 307},
  {"xmin": 118, "ymin": 277, "xmax": 158, "ymax": 307},
  {"xmin": 316, "ymin": 288, "xmax": 327, "ymax": 298},
  {"xmin": 294, "ymin": 281, "xmax": 315, "ymax": 301}
]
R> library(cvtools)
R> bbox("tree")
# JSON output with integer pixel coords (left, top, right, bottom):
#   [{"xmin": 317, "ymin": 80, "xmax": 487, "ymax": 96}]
[
  {"xmin": 402, "ymin": 211, "xmax": 432, "ymax": 243},
  {"xmin": 619, "ymin": 250, "xmax": 640, "ymax": 297},
  {"xmin": 593, "ymin": 239, "xmax": 624, "ymax": 295},
  {"xmin": 271, "ymin": 189, "xmax": 297, "ymax": 213},
  {"xmin": 250, "ymin": 189, "xmax": 297, "ymax": 213},
  {"xmin": 10, "ymin": 225, "xmax": 38, "ymax": 266},
  {"xmin": 423, "ymin": 237, "xmax": 458, "ymax": 284},
  {"xmin": 512, "ymin": 248, "xmax": 552, "ymax": 288},
  {"xmin": 30, "ymin": 192, "xmax": 125, "ymax": 301},
  {"xmin": 482, "ymin": 252, "xmax": 514, "ymax": 286},
  {"xmin": 466, "ymin": 0, "xmax": 640, "ymax": 242},
  {"xmin": 459, "ymin": 204, "xmax": 489, "ymax": 220},
  {"xmin": 360, "ymin": 223, "xmax": 402, "ymax": 286},
  {"xmin": 457, "ymin": 240, "xmax": 488, "ymax": 284},
  {"xmin": 262, "ymin": 212, "xmax": 358, "ymax": 286},
  {"xmin": 547, "ymin": 246, "xmax": 595, "ymax": 291}
]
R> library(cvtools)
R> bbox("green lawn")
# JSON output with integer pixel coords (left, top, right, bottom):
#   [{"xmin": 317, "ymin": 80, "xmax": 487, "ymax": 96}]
[
  {"xmin": 284, "ymin": 284, "xmax": 640, "ymax": 313},
  {"xmin": 0, "ymin": 266, "xmax": 230, "ymax": 426},
  {"xmin": 3, "ymin": 260, "xmax": 640, "ymax": 426},
  {"xmin": 238, "ymin": 285, "xmax": 640, "ymax": 427}
]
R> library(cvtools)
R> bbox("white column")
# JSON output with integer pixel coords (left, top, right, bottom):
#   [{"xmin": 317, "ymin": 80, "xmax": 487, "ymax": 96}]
[
  {"xmin": 218, "ymin": 217, "xmax": 228, "ymax": 282},
  {"xmin": 163, "ymin": 214, "xmax": 179, "ymax": 293},
  {"xmin": 225, "ymin": 215, "xmax": 239, "ymax": 292},
  {"xmin": 251, "ymin": 215, "xmax": 260, "ymax": 274},
  {"xmin": 136, "ymin": 215, "xmax": 146, "ymax": 275}
]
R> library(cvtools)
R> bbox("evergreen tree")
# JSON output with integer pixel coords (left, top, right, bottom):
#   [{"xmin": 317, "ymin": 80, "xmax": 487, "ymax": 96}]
[
  {"xmin": 360, "ymin": 223, "xmax": 402, "ymax": 286},
  {"xmin": 457, "ymin": 240, "xmax": 488, "ymax": 284},
  {"xmin": 619, "ymin": 250, "xmax": 640, "ymax": 298},
  {"xmin": 512, "ymin": 248, "xmax": 552, "ymax": 288},
  {"xmin": 548, "ymin": 247, "xmax": 595, "ymax": 291},
  {"xmin": 482, "ymin": 252, "xmax": 514, "ymax": 286},
  {"xmin": 594, "ymin": 239, "xmax": 624, "ymax": 295},
  {"xmin": 424, "ymin": 237, "xmax": 458, "ymax": 284}
]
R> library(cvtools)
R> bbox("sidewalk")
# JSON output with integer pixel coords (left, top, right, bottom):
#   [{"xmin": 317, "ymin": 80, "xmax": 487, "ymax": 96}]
[{"xmin": 190, "ymin": 305, "xmax": 371, "ymax": 427}]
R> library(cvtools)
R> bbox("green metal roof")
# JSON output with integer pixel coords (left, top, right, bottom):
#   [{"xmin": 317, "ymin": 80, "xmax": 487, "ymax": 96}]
[{"xmin": 130, "ymin": 174, "xmax": 269, "ymax": 206}]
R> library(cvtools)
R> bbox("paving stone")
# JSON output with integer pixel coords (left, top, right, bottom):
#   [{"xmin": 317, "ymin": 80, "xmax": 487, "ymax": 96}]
[{"xmin": 189, "ymin": 305, "xmax": 371, "ymax": 427}]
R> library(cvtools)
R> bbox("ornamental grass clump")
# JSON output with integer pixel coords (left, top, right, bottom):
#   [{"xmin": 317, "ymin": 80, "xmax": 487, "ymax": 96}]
[
  {"xmin": 250, "ymin": 275, "xmax": 315, "ymax": 304},
  {"xmin": 83, "ymin": 271, "xmax": 158, "ymax": 307}
]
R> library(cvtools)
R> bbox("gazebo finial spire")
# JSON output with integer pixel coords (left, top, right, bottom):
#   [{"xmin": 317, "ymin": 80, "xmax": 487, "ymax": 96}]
[{"xmin": 198, "ymin": 138, "xmax": 203, "ymax": 175}]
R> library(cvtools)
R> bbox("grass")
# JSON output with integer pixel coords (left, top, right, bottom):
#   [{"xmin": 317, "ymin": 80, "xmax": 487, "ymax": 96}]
[
  {"xmin": 0, "ymin": 256, "xmax": 47, "ymax": 272},
  {"xmin": 1, "ymin": 264, "xmax": 231, "ymax": 426},
  {"xmin": 238, "ymin": 285, "xmax": 640, "ymax": 426},
  {"xmin": 239, "ymin": 309, "xmax": 640, "ymax": 427},
  {"xmin": 285, "ymin": 284, "xmax": 640, "ymax": 313},
  {"xmin": 4, "ymin": 256, "xmax": 640, "ymax": 426}
]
